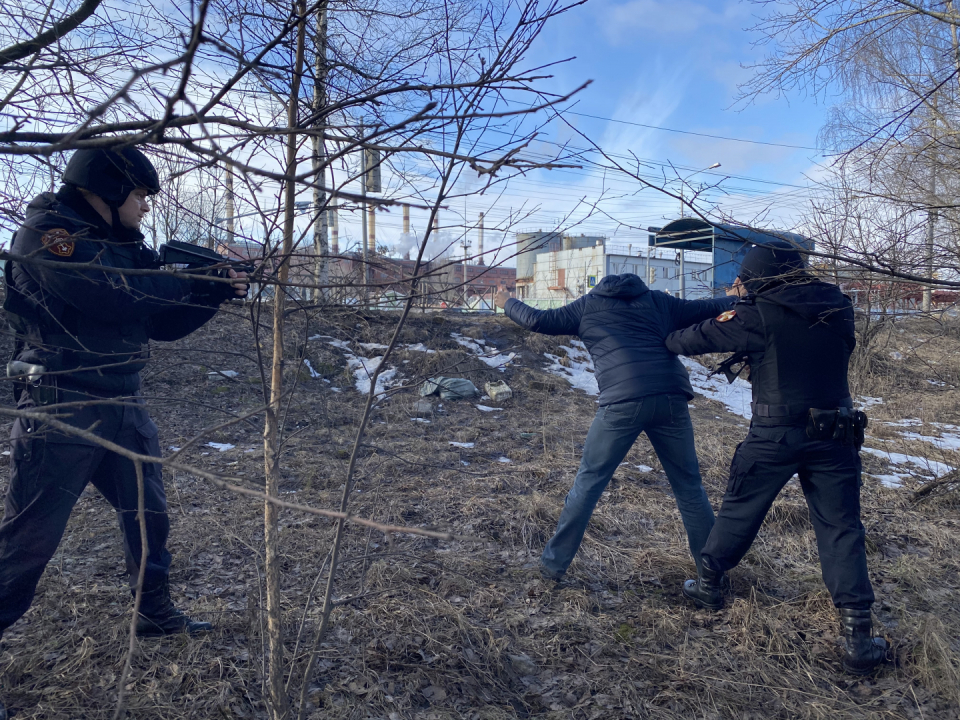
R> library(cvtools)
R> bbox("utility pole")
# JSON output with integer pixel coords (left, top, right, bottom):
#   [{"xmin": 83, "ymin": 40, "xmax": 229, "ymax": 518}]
[
  {"xmin": 311, "ymin": 1, "xmax": 329, "ymax": 302},
  {"xmin": 359, "ymin": 119, "xmax": 368, "ymax": 308}
]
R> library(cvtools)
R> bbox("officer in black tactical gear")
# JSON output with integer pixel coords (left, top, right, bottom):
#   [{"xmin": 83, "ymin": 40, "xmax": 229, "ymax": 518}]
[
  {"xmin": 0, "ymin": 146, "xmax": 248, "ymax": 664},
  {"xmin": 665, "ymin": 240, "xmax": 888, "ymax": 675}
]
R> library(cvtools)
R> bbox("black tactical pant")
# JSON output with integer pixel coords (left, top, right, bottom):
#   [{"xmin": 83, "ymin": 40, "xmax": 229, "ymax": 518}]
[
  {"xmin": 0, "ymin": 387, "xmax": 171, "ymax": 633},
  {"xmin": 702, "ymin": 423, "xmax": 875, "ymax": 609}
]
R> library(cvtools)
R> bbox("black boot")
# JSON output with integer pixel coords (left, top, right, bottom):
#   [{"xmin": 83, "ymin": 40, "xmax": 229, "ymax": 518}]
[
  {"xmin": 0, "ymin": 695, "xmax": 6, "ymax": 720},
  {"xmin": 135, "ymin": 579, "xmax": 212, "ymax": 637},
  {"xmin": 682, "ymin": 560, "xmax": 725, "ymax": 610},
  {"xmin": 841, "ymin": 608, "xmax": 888, "ymax": 675}
]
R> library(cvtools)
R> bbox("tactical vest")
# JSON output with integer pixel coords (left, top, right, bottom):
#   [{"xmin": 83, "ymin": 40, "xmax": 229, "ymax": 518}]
[{"xmin": 750, "ymin": 288, "xmax": 854, "ymax": 419}]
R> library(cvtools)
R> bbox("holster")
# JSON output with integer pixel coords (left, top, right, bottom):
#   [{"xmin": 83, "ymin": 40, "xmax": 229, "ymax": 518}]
[
  {"xmin": 806, "ymin": 406, "xmax": 868, "ymax": 447},
  {"xmin": 7, "ymin": 361, "xmax": 59, "ymax": 406}
]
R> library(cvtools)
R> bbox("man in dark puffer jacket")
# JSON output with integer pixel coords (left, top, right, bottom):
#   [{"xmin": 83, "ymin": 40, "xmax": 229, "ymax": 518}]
[{"xmin": 495, "ymin": 274, "xmax": 734, "ymax": 582}]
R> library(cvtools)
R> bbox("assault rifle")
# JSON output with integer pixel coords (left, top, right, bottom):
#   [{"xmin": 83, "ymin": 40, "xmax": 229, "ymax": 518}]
[
  {"xmin": 710, "ymin": 351, "xmax": 751, "ymax": 384},
  {"xmin": 158, "ymin": 240, "xmax": 255, "ymax": 274}
]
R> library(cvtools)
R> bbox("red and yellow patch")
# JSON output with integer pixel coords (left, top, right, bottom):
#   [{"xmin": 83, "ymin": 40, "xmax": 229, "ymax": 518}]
[
  {"xmin": 716, "ymin": 309, "xmax": 737, "ymax": 323},
  {"xmin": 41, "ymin": 228, "xmax": 75, "ymax": 257}
]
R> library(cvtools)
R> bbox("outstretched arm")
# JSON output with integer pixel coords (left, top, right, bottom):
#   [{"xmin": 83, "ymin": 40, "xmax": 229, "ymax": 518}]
[
  {"xmin": 501, "ymin": 295, "xmax": 586, "ymax": 336},
  {"xmin": 666, "ymin": 301, "xmax": 764, "ymax": 356},
  {"xmin": 669, "ymin": 295, "xmax": 737, "ymax": 331},
  {"xmin": 15, "ymin": 223, "xmax": 192, "ymax": 321}
]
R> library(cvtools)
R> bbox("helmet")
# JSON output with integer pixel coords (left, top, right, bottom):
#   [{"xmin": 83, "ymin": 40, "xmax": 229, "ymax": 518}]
[
  {"xmin": 62, "ymin": 146, "xmax": 160, "ymax": 206},
  {"xmin": 738, "ymin": 239, "xmax": 808, "ymax": 293}
]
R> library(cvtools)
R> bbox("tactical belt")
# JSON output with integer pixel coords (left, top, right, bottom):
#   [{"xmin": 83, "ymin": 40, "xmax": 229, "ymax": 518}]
[{"xmin": 752, "ymin": 398, "xmax": 853, "ymax": 418}]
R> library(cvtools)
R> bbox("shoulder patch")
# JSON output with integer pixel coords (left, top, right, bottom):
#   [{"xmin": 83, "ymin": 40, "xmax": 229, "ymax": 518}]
[
  {"xmin": 716, "ymin": 309, "xmax": 737, "ymax": 323},
  {"xmin": 41, "ymin": 228, "xmax": 75, "ymax": 257}
]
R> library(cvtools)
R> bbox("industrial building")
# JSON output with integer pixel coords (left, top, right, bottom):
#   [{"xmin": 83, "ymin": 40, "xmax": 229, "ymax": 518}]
[
  {"xmin": 514, "ymin": 222, "xmax": 814, "ymax": 309},
  {"xmin": 514, "ymin": 231, "xmax": 713, "ymax": 308}
]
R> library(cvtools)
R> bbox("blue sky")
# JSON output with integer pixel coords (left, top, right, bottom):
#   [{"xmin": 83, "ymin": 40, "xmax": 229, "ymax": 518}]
[{"xmin": 369, "ymin": 0, "xmax": 841, "ymax": 263}]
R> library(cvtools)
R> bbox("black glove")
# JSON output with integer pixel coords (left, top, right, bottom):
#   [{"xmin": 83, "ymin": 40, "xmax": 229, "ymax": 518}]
[{"xmin": 189, "ymin": 269, "xmax": 237, "ymax": 305}]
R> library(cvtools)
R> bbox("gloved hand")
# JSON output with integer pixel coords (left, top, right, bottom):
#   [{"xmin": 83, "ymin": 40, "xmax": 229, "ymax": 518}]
[{"xmin": 189, "ymin": 269, "xmax": 237, "ymax": 305}]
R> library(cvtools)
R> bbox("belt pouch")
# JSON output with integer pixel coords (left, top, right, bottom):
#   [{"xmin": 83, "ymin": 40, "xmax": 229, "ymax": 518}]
[{"xmin": 806, "ymin": 408, "xmax": 837, "ymax": 440}]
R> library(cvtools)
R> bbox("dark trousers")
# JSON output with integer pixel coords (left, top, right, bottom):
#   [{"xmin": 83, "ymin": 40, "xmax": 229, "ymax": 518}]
[
  {"xmin": 541, "ymin": 394, "xmax": 715, "ymax": 576},
  {"xmin": 0, "ymin": 391, "xmax": 170, "ymax": 632},
  {"xmin": 702, "ymin": 423, "xmax": 874, "ymax": 609}
]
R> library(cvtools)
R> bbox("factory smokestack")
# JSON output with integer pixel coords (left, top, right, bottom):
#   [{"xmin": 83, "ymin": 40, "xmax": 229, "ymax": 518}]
[{"xmin": 478, "ymin": 212, "xmax": 485, "ymax": 266}]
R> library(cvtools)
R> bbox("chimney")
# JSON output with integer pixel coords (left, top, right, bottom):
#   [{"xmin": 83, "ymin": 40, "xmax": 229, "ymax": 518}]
[
  {"xmin": 478, "ymin": 212, "xmax": 485, "ymax": 266},
  {"xmin": 330, "ymin": 208, "xmax": 339, "ymax": 255},
  {"xmin": 403, "ymin": 204, "xmax": 410, "ymax": 235},
  {"xmin": 367, "ymin": 205, "xmax": 376, "ymax": 255}
]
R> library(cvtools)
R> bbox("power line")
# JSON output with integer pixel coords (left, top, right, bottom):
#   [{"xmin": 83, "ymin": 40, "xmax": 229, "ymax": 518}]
[{"xmin": 561, "ymin": 110, "xmax": 824, "ymax": 152}]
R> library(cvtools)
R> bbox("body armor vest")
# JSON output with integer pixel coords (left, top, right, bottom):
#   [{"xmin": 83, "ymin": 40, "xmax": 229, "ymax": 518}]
[{"xmin": 750, "ymin": 283, "xmax": 854, "ymax": 418}]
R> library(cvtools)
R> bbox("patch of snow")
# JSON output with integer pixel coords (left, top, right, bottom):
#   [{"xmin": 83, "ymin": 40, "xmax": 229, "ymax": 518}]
[
  {"xmin": 207, "ymin": 370, "xmax": 238, "ymax": 378},
  {"xmin": 207, "ymin": 442, "xmax": 235, "ymax": 452},
  {"xmin": 244, "ymin": 448, "xmax": 257, "ymax": 453},
  {"xmin": 451, "ymin": 333, "xmax": 516, "ymax": 370},
  {"xmin": 476, "ymin": 405, "xmax": 503, "ymax": 412},
  {"xmin": 413, "ymin": 418, "xmax": 431, "ymax": 423},
  {"xmin": 927, "ymin": 379, "xmax": 947, "ymax": 387},
  {"xmin": 169, "ymin": 446, "xmax": 181, "ymax": 452},
  {"xmin": 405, "ymin": 343, "xmax": 437, "ymax": 354},
  {"xmin": 861, "ymin": 446, "xmax": 954, "ymax": 479},
  {"xmin": 498, "ymin": 456, "xmax": 512, "ymax": 463},
  {"xmin": 326, "ymin": 339, "xmax": 351, "ymax": 350},
  {"xmin": 461, "ymin": 460, "xmax": 470, "ymax": 466},
  {"xmin": 884, "ymin": 419, "xmax": 923, "ymax": 428},
  {"xmin": 544, "ymin": 345, "xmax": 599, "ymax": 396},
  {"xmin": 302, "ymin": 359, "xmax": 321, "ymax": 378},
  {"xmin": 869, "ymin": 473, "xmax": 909, "ymax": 489},
  {"xmin": 635, "ymin": 464, "xmax": 654, "ymax": 473},
  {"xmin": 449, "ymin": 441, "xmax": 475, "ymax": 449},
  {"xmin": 857, "ymin": 395, "xmax": 884, "ymax": 409},
  {"xmin": 308, "ymin": 334, "xmax": 332, "ymax": 341},
  {"xmin": 898, "ymin": 430, "xmax": 960, "ymax": 452},
  {"xmin": 679, "ymin": 357, "xmax": 753, "ymax": 419},
  {"xmin": 889, "ymin": 351, "xmax": 903, "ymax": 360},
  {"xmin": 359, "ymin": 342, "xmax": 390, "ymax": 351}
]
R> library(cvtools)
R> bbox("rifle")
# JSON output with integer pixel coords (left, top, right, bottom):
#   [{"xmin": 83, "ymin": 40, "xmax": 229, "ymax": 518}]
[
  {"xmin": 158, "ymin": 240, "xmax": 256, "ymax": 274},
  {"xmin": 710, "ymin": 351, "xmax": 751, "ymax": 384}
]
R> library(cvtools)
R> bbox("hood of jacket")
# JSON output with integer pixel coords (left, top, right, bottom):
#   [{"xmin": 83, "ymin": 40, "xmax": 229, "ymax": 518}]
[{"xmin": 588, "ymin": 273, "xmax": 649, "ymax": 300}]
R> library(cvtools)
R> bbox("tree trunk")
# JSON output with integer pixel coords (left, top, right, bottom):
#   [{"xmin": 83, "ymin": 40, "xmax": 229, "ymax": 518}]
[{"xmin": 263, "ymin": 2, "xmax": 307, "ymax": 717}]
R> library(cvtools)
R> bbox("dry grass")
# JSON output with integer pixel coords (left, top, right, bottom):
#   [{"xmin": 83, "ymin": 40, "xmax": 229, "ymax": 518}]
[{"xmin": 0, "ymin": 308, "xmax": 958, "ymax": 719}]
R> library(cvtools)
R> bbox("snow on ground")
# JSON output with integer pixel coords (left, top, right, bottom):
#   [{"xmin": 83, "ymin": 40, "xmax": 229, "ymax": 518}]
[
  {"xmin": 861, "ymin": 446, "xmax": 954, "ymax": 488},
  {"xmin": 544, "ymin": 340, "xmax": 599, "ymax": 397},
  {"xmin": 476, "ymin": 405, "xmax": 503, "ymax": 412},
  {"xmin": 449, "ymin": 441, "xmax": 475, "ymax": 449},
  {"xmin": 302, "ymin": 359, "xmax": 321, "ymax": 378},
  {"xmin": 880, "ymin": 419, "xmax": 960, "ymax": 452},
  {"xmin": 450, "ymin": 333, "xmax": 517, "ymax": 370},
  {"xmin": 897, "ymin": 429, "xmax": 960, "ymax": 452},
  {"xmin": 679, "ymin": 357, "xmax": 753, "ymax": 419},
  {"xmin": 207, "ymin": 442, "xmax": 235, "ymax": 452},
  {"xmin": 319, "ymin": 338, "xmax": 400, "ymax": 398},
  {"xmin": 346, "ymin": 355, "xmax": 398, "ymax": 397}
]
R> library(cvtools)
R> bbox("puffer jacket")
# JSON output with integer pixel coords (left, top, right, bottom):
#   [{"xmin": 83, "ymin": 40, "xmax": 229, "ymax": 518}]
[{"xmin": 504, "ymin": 273, "xmax": 734, "ymax": 405}]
